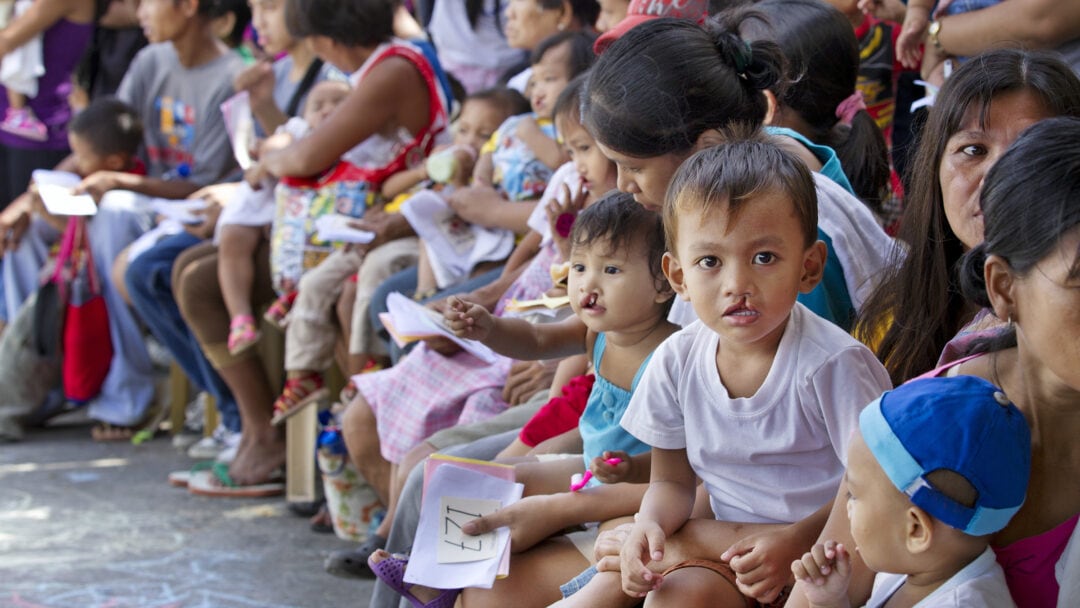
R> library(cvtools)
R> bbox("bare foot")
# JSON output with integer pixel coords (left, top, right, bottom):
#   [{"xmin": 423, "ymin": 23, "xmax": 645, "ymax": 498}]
[
  {"xmin": 91, "ymin": 423, "xmax": 136, "ymax": 442},
  {"xmin": 227, "ymin": 432, "xmax": 286, "ymax": 485}
]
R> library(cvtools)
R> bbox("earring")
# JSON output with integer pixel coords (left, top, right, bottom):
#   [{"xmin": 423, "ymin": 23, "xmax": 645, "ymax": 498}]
[{"xmin": 557, "ymin": 22, "xmax": 566, "ymax": 31}]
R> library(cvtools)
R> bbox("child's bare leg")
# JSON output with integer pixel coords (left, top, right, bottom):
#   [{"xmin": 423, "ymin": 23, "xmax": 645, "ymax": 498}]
[
  {"xmin": 218, "ymin": 225, "xmax": 263, "ymax": 319},
  {"xmin": 551, "ymin": 570, "xmax": 640, "ymax": 608},
  {"xmin": 6, "ymin": 89, "xmax": 24, "ymax": 109},
  {"xmin": 415, "ymin": 240, "xmax": 437, "ymax": 299},
  {"xmin": 497, "ymin": 437, "xmax": 535, "ymax": 459},
  {"xmin": 460, "ymin": 537, "xmax": 591, "ymax": 608},
  {"xmin": 341, "ymin": 393, "xmax": 393, "ymax": 503},
  {"xmin": 514, "ymin": 457, "xmax": 586, "ymax": 497}
]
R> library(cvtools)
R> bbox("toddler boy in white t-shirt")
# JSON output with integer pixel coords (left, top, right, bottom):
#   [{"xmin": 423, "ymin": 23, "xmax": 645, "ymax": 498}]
[{"xmin": 561, "ymin": 137, "xmax": 893, "ymax": 607}]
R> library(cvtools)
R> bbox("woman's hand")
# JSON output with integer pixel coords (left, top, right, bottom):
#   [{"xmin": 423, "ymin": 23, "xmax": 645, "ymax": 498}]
[
  {"xmin": 460, "ymin": 494, "xmax": 566, "ymax": 553},
  {"xmin": 502, "ymin": 360, "xmax": 557, "ymax": 406},
  {"xmin": 446, "ymin": 185, "xmax": 504, "ymax": 224}
]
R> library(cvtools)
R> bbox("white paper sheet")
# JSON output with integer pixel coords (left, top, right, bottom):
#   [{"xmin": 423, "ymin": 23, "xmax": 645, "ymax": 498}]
[
  {"xmin": 384, "ymin": 292, "xmax": 500, "ymax": 364},
  {"xmin": 405, "ymin": 464, "xmax": 523, "ymax": 589},
  {"xmin": 314, "ymin": 213, "xmax": 376, "ymax": 244},
  {"xmin": 32, "ymin": 170, "xmax": 96, "ymax": 216},
  {"xmin": 400, "ymin": 189, "xmax": 514, "ymax": 289}
]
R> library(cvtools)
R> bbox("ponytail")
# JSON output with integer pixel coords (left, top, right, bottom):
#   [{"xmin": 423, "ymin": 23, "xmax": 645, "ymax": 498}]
[{"xmin": 829, "ymin": 109, "xmax": 890, "ymax": 215}]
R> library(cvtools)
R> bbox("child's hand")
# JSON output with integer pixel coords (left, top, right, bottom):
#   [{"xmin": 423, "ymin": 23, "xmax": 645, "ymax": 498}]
[
  {"xmin": 721, "ymin": 526, "xmax": 802, "ymax": 604},
  {"xmin": 547, "ymin": 179, "xmax": 587, "ymax": 261},
  {"xmin": 896, "ymin": 6, "xmax": 930, "ymax": 69},
  {"xmin": 244, "ymin": 162, "xmax": 269, "ymax": 189},
  {"xmin": 446, "ymin": 185, "xmax": 502, "ymax": 224},
  {"xmin": 460, "ymin": 494, "xmax": 567, "ymax": 553},
  {"xmin": 620, "ymin": 520, "xmax": 667, "ymax": 598},
  {"xmin": 233, "ymin": 60, "xmax": 275, "ymax": 106},
  {"xmin": 590, "ymin": 451, "xmax": 632, "ymax": 484},
  {"xmin": 791, "ymin": 541, "xmax": 852, "ymax": 608},
  {"xmin": 443, "ymin": 295, "xmax": 495, "ymax": 341}
]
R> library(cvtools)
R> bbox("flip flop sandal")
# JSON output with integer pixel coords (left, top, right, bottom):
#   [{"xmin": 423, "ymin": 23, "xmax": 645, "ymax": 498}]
[
  {"xmin": 187, "ymin": 463, "xmax": 285, "ymax": 498},
  {"xmin": 270, "ymin": 374, "xmax": 329, "ymax": 426},
  {"xmin": 167, "ymin": 461, "xmax": 216, "ymax": 488},
  {"xmin": 367, "ymin": 552, "xmax": 460, "ymax": 608},
  {"xmin": 324, "ymin": 534, "xmax": 387, "ymax": 579}
]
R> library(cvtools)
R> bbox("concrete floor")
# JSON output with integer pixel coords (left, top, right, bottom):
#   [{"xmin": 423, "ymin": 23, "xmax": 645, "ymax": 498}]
[{"xmin": 0, "ymin": 413, "xmax": 375, "ymax": 608}]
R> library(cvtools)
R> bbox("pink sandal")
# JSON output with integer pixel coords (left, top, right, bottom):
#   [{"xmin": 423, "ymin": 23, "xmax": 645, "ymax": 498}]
[
  {"xmin": 228, "ymin": 314, "xmax": 261, "ymax": 355},
  {"xmin": 271, "ymin": 372, "xmax": 329, "ymax": 426},
  {"xmin": 263, "ymin": 291, "xmax": 297, "ymax": 330}
]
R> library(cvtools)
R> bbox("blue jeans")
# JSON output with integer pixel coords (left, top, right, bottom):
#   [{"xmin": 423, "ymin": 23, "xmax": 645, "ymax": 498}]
[
  {"xmin": 368, "ymin": 264, "xmax": 505, "ymax": 364},
  {"xmin": 125, "ymin": 232, "xmax": 241, "ymax": 433}
]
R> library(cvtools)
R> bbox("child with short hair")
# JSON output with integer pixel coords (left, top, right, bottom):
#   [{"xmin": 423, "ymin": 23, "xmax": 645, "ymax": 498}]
[
  {"xmin": 792, "ymin": 375, "xmax": 1028, "ymax": 608},
  {"xmin": 570, "ymin": 137, "xmax": 892, "ymax": 607},
  {"xmin": 67, "ymin": 97, "xmax": 144, "ymax": 178}
]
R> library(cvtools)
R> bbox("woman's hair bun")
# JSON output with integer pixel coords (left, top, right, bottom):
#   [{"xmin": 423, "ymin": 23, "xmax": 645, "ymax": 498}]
[{"xmin": 707, "ymin": 18, "xmax": 784, "ymax": 93}]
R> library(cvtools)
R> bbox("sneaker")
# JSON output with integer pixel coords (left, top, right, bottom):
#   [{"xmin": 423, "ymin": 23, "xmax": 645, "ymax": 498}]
[
  {"xmin": 145, "ymin": 336, "xmax": 174, "ymax": 371},
  {"xmin": 0, "ymin": 107, "xmax": 48, "ymax": 142},
  {"xmin": 186, "ymin": 423, "xmax": 240, "ymax": 460}
]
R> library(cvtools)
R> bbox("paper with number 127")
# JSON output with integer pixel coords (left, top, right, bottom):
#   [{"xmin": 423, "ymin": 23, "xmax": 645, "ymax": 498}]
[{"xmin": 406, "ymin": 463, "xmax": 523, "ymax": 589}]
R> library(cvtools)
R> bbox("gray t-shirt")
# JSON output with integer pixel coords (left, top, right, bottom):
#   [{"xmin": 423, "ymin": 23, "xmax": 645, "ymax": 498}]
[{"xmin": 116, "ymin": 43, "xmax": 245, "ymax": 186}]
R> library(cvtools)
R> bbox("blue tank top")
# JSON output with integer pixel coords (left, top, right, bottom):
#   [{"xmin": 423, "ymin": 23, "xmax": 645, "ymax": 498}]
[{"xmin": 578, "ymin": 333, "xmax": 653, "ymax": 484}]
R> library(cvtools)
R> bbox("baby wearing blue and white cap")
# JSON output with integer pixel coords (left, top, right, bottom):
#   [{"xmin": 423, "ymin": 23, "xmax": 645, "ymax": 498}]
[{"xmin": 792, "ymin": 375, "xmax": 1030, "ymax": 608}]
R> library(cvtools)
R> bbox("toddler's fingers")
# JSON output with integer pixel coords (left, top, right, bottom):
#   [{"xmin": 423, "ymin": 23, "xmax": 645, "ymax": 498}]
[
  {"xmin": 791, "ymin": 559, "xmax": 813, "ymax": 583},
  {"xmin": 796, "ymin": 553, "xmax": 825, "ymax": 586},
  {"xmin": 833, "ymin": 544, "xmax": 851, "ymax": 577},
  {"xmin": 810, "ymin": 542, "xmax": 833, "ymax": 575}
]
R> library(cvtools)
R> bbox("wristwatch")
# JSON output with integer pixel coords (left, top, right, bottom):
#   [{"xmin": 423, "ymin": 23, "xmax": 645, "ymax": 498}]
[{"xmin": 928, "ymin": 19, "xmax": 943, "ymax": 51}]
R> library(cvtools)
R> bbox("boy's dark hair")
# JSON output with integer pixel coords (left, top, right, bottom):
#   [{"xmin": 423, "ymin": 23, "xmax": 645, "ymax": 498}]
[
  {"xmin": 465, "ymin": 87, "xmax": 530, "ymax": 121},
  {"xmin": 583, "ymin": 14, "xmax": 784, "ymax": 158},
  {"xmin": 530, "ymin": 31, "xmax": 597, "ymax": 79},
  {"xmin": 738, "ymin": 0, "xmax": 889, "ymax": 213},
  {"xmin": 69, "ymin": 97, "xmax": 143, "ymax": 158},
  {"xmin": 553, "ymin": 73, "xmax": 588, "ymax": 128},
  {"xmin": 571, "ymin": 191, "xmax": 672, "ymax": 309},
  {"xmin": 286, "ymin": 0, "xmax": 394, "ymax": 47},
  {"xmin": 664, "ymin": 132, "xmax": 818, "ymax": 252}
]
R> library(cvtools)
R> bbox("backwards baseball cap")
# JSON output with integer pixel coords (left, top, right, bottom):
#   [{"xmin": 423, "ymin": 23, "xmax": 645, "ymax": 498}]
[
  {"xmin": 594, "ymin": 0, "xmax": 709, "ymax": 55},
  {"xmin": 859, "ymin": 375, "xmax": 1031, "ymax": 537}
]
